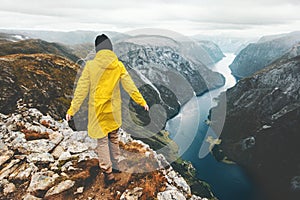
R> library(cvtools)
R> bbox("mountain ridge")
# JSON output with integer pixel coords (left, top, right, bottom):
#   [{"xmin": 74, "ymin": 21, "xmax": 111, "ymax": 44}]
[
  {"xmin": 229, "ymin": 31, "xmax": 300, "ymax": 78},
  {"xmin": 0, "ymin": 29, "xmax": 129, "ymax": 45},
  {"xmin": 0, "ymin": 39, "xmax": 80, "ymax": 62},
  {"xmin": 211, "ymin": 51, "xmax": 300, "ymax": 200}
]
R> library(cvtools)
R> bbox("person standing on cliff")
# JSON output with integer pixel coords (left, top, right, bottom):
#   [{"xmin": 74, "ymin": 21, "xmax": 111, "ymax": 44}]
[{"xmin": 66, "ymin": 34, "xmax": 149, "ymax": 186}]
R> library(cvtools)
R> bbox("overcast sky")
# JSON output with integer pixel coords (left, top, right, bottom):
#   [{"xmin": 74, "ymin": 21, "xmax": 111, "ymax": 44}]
[{"xmin": 1, "ymin": 0, "xmax": 300, "ymax": 38}]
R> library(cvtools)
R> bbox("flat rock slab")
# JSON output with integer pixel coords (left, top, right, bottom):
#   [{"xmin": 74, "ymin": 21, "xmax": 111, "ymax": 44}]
[
  {"xmin": 27, "ymin": 171, "xmax": 59, "ymax": 192},
  {"xmin": 44, "ymin": 180, "xmax": 75, "ymax": 197},
  {"xmin": 27, "ymin": 153, "xmax": 55, "ymax": 163}
]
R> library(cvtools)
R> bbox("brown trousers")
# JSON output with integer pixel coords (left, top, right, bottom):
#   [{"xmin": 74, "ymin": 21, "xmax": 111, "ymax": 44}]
[{"xmin": 97, "ymin": 128, "xmax": 120, "ymax": 174}]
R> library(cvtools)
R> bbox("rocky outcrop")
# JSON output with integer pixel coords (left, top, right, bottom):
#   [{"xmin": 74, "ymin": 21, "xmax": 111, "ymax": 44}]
[
  {"xmin": 0, "ymin": 103, "xmax": 212, "ymax": 200},
  {"xmin": 0, "ymin": 53, "xmax": 78, "ymax": 119},
  {"xmin": 230, "ymin": 31, "xmax": 300, "ymax": 78},
  {"xmin": 0, "ymin": 39, "xmax": 80, "ymax": 62},
  {"xmin": 211, "ymin": 54, "xmax": 300, "ymax": 200}
]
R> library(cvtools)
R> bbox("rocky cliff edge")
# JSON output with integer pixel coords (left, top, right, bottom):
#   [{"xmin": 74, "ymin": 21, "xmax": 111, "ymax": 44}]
[{"xmin": 0, "ymin": 101, "xmax": 211, "ymax": 200}]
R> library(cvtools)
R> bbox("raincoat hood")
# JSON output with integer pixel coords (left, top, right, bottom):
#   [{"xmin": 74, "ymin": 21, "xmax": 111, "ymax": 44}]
[{"xmin": 94, "ymin": 50, "xmax": 119, "ymax": 70}]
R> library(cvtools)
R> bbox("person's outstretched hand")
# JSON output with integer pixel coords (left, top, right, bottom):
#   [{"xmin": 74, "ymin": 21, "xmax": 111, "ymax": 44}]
[
  {"xmin": 144, "ymin": 104, "xmax": 149, "ymax": 111},
  {"xmin": 66, "ymin": 113, "xmax": 72, "ymax": 121}
]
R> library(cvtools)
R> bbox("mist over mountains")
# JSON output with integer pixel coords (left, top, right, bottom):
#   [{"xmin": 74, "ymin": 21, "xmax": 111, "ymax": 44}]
[
  {"xmin": 0, "ymin": 29, "xmax": 128, "ymax": 45},
  {"xmin": 229, "ymin": 31, "xmax": 300, "ymax": 78},
  {"xmin": 1, "ymin": 29, "xmax": 252, "ymax": 54},
  {"xmin": 192, "ymin": 34, "xmax": 256, "ymax": 54}
]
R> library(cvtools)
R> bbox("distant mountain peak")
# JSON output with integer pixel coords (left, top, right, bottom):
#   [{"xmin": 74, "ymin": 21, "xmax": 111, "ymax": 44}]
[{"xmin": 230, "ymin": 31, "xmax": 300, "ymax": 78}]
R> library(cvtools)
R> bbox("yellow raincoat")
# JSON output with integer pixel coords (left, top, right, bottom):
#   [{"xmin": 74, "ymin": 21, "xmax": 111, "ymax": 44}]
[{"xmin": 67, "ymin": 50, "xmax": 147, "ymax": 139}]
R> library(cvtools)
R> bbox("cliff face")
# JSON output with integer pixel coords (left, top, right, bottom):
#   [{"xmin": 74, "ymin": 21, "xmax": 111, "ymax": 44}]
[
  {"xmin": 196, "ymin": 40, "xmax": 225, "ymax": 65},
  {"xmin": 230, "ymin": 31, "xmax": 300, "ymax": 78},
  {"xmin": 211, "ymin": 53, "xmax": 300, "ymax": 199},
  {"xmin": 0, "ymin": 53, "xmax": 78, "ymax": 119},
  {"xmin": 0, "ymin": 103, "xmax": 213, "ymax": 200},
  {"xmin": 115, "ymin": 36, "xmax": 225, "ymax": 98}
]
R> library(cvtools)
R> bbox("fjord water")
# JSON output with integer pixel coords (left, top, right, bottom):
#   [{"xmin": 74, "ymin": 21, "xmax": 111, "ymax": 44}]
[{"xmin": 166, "ymin": 54, "xmax": 258, "ymax": 200}]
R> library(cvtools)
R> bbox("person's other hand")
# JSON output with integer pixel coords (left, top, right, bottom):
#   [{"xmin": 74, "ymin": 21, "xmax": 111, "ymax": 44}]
[
  {"xmin": 144, "ymin": 104, "xmax": 149, "ymax": 111},
  {"xmin": 66, "ymin": 114, "xmax": 72, "ymax": 121}
]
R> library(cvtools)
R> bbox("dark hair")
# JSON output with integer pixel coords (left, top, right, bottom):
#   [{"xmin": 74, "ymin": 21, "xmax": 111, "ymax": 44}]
[{"xmin": 95, "ymin": 34, "xmax": 113, "ymax": 52}]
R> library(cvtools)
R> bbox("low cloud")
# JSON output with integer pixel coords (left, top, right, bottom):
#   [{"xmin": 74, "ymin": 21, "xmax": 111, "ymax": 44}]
[{"xmin": 0, "ymin": 0, "xmax": 300, "ymax": 37}]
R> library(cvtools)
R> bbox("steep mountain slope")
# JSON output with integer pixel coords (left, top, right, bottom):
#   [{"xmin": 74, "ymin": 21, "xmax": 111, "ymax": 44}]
[
  {"xmin": 115, "ymin": 35, "xmax": 225, "ymax": 97},
  {"xmin": 173, "ymin": 40, "xmax": 220, "ymax": 67},
  {"xmin": 0, "ymin": 53, "xmax": 78, "ymax": 119},
  {"xmin": 118, "ymin": 35, "xmax": 224, "ymax": 67},
  {"xmin": 211, "ymin": 54, "xmax": 300, "ymax": 200},
  {"xmin": 230, "ymin": 31, "xmax": 300, "ymax": 78},
  {"xmin": 195, "ymin": 40, "xmax": 225, "ymax": 65},
  {"xmin": 0, "ymin": 39, "xmax": 80, "ymax": 62},
  {"xmin": 69, "ymin": 35, "xmax": 225, "ymax": 68}
]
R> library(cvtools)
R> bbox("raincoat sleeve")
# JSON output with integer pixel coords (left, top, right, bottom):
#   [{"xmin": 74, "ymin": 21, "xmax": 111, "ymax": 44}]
[
  {"xmin": 119, "ymin": 62, "xmax": 147, "ymax": 107},
  {"xmin": 67, "ymin": 63, "xmax": 90, "ymax": 116}
]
